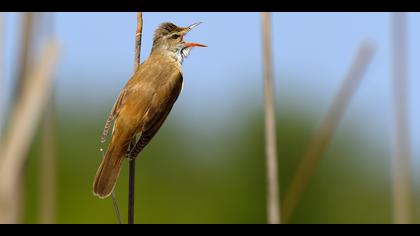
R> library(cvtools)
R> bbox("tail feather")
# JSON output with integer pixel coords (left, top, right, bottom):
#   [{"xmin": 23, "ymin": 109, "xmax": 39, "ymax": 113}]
[{"xmin": 93, "ymin": 135, "xmax": 128, "ymax": 199}]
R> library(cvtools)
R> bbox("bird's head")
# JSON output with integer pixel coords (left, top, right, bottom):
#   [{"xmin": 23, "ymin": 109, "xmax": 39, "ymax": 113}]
[{"xmin": 151, "ymin": 22, "xmax": 207, "ymax": 62}]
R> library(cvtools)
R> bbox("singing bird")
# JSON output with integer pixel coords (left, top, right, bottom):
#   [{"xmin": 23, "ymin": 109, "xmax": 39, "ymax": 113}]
[{"xmin": 93, "ymin": 22, "xmax": 206, "ymax": 199}]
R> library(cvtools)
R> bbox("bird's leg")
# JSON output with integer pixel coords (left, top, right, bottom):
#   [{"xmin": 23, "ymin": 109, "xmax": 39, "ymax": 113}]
[
  {"xmin": 128, "ymin": 137, "xmax": 147, "ymax": 160},
  {"xmin": 126, "ymin": 139, "xmax": 137, "ymax": 160},
  {"xmin": 126, "ymin": 132, "xmax": 142, "ymax": 160}
]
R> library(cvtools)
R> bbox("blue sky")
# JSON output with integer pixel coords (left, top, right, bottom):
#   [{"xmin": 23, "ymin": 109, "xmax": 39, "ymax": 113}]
[{"xmin": 1, "ymin": 12, "xmax": 419, "ymax": 162}]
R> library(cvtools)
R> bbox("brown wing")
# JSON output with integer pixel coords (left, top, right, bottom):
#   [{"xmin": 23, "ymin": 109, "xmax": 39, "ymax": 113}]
[
  {"xmin": 128, "ymin": 71, "xmax": 183, "ymax": 158},
  {"xmin": 100, "ymin": 75, "xmax": 139, "ymax": 143},
  {"xmin": 100, "ymin": 89, "xmax": 127, "ymax": 143}
]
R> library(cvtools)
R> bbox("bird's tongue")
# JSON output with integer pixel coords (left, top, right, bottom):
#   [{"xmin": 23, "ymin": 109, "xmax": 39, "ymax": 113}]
[{"xmin": 184, "ymin": 42, "xmax": 207, "ymax": 48}]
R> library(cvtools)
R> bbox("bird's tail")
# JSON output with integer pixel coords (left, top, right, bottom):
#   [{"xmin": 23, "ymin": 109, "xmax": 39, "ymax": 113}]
[{"xmin": 93, "ymin": 131, "xmax": 129, "ymax": 199}]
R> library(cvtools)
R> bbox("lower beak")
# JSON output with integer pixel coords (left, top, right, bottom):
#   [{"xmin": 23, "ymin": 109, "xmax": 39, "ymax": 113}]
[{"xmin": 184, "ymin": 42, "xmax": 207, "ymax": 48}]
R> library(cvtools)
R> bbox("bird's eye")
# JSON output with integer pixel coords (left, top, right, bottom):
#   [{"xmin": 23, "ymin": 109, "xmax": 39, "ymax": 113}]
[{"xmin": 171, "ymin": 34, "xmax": 180, "ymax": 39}]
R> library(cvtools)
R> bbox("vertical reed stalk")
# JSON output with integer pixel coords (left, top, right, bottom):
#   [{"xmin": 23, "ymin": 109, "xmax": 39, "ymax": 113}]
[
  {"xmin": 38, "ymin": 12, "xmax": 57, "ymax": 224},
  {"xmin": 39, "ymin": 98, "xmax": 56, "ymax": 223},
  {"xmin": 0, "ymin": 13, "xmax": 5, "ymax": 141},
  {"xmin": 128, "ymin": 156, "xmax": 136, "ymax": 224},
  {"xmin": 14, "ymin": 12, "xmax": 34, "ymax": 100},
  {"xmin": 134, "ymin": 12, "xmax": 143, "ymax": 71},
  {"xmin": 0, "ymin": 40, "xmax": 59, "ymax": 223},
  {"xmin": 7, "ymin": 12, "xmax": 35, "ymax": 223},
  {"xmin": 281, "ymin": 42, "xmax": 375, "ymax": 223},
  {"xmin": 128, "ymin": 12, "xmax": 143, "ymax": 225},
  {"xmin": 261, "ymin": 12, "xmax": 281, "ymax": 224},
  {"xmin": 391, "ymin": 12, "xmax": 411, "ymax": 224}
]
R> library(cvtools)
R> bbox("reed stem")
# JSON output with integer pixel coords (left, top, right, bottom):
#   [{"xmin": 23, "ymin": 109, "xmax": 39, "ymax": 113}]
[
  {"xmin": 391, "ymin": 12, "xmax": 411, "ymax": 224},
  {"xmin": 128, "ymin": 12, "xmax": 143, "ymax": 225},
  {"xmin": 261, "ymin": 12, "xmax": 281, "ymax": 224},
  {"xmin": 281, "ymin": 42, "xmax": 374, "ymax": 223}
]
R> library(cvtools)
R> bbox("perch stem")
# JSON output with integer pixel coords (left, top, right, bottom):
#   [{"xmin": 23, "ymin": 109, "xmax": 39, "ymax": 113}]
[
  {"xmin": 128, "ymin": 158, "xmax": 136, "ymax": 224},
  {"xmin": 128, "ymin": 12, "xmax": 143, "ymax": 225}
]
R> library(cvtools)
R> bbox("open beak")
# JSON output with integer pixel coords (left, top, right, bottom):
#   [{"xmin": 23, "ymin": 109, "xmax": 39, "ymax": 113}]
[{"xmin": 183, "ymin": 22, "xmax": 207, "ymax": 48}]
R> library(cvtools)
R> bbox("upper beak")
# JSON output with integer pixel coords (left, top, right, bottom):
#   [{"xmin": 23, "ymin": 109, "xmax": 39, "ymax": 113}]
[
  {"xmin": 183, "ymin": 22, "xmax": 207, "ymax": 48},
  {"xmin": 186, "ymin": 22, "xmax": 202, "ymax": 31}
]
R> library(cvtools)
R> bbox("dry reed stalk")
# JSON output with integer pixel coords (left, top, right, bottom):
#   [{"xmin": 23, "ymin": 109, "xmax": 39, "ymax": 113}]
[
  {"xmin": 0, "ymin": 13, "xmax": 5, "ymax": 150},
  {"xmin": 5, "ymin": 12, "xmax": 36, "ymax": 223},
  {"xmin": 134, "ymin": 12, "xmax": 143, "ymax": 71},
  {"xmin": 261, "ymin": 12, "xmax": 281, "ymax": 224},
  {"xmin": 0, "ymin": 39, "xmax": 59, "ymax": 224},
  {"xmin": 37, "ymin": 12, "xmax": 57, "ymax": 224},
  {"xmin": 128, "ymin": 12, "xmax": 143, "ymax": 225},
  {"xmin": 281, "ymin": 42, "xmax": 375, "ymax": 223},
  {"xmin": 14, "ymin": 13, "xmax": 34, "ymax": 99},
  {"xmin": 391, "ymin": 12, "xmax": 411, "ymax": 224},
  {"xmin": 39, "ymin": 100, "xmax": 56, "ymax": 224}
]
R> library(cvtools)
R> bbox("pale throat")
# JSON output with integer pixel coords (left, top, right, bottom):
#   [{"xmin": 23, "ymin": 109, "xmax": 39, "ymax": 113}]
[{"xmin": 165, "ymin": 45, "xmax": 192, "ymax": 65}]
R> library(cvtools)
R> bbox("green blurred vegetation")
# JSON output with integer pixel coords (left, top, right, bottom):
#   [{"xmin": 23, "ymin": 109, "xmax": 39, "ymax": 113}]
[{"xmin": 21, "ymin": 103, "xmax": 409, "ymax": 224}]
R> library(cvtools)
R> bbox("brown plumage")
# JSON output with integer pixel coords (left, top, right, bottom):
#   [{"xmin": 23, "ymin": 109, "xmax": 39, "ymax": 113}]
[{"xmin": 93, "ymin": 22, "xmax": 206, "ymax": 199}]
